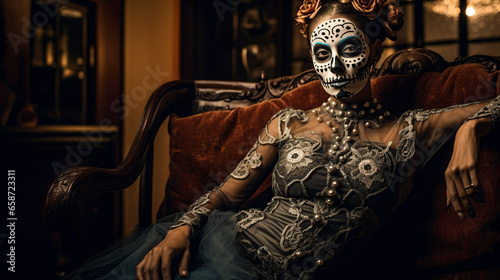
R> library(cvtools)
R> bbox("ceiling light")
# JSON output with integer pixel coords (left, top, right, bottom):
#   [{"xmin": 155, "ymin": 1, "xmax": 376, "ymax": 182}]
[{"xmin": 424, "ymin": 0, "xmax": 499, "ymax": 18}]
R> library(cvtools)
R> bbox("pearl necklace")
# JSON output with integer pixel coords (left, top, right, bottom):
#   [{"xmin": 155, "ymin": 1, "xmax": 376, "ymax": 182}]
[
  {"xmin": 312, "ymin": 97, "xmax": 390, "ymax": 139},
  {"xmin": 311, "ymin": 97, "xmax": 391, "ymax": 176}
]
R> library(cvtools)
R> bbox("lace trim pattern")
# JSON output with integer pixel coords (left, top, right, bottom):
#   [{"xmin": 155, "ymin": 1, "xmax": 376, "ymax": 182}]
[
  {"xmin": 170, "ymin": 191, "xmax": 213, "ymax": 236},
  {"xmin": 230, "ymin": 108, "xmax": 309, "ymax": 181},
  {"xmin": 267, "ymin": 107, "xmax": 309, "ymax": 143},
  {"xmin": 237, "ymin": 208, "xmax": 266, "ymax": 230},
  {"xmin": 231, "ymin": 142, "xmax": 263, "ymax": 179},
  {"xmin": 396, "ymin": 112, "xmax": 416, "ymax": 163},
  {"xmin": 342, "ymin": 141, "xmax": 396, "ymax": 199},
  {"xmin": 280, "ymin": 137, "xmax": 320, "ymax": 177},
  {"xmin": 395, "ymin": 96, "xmax": 498, "ymax": 164},
  {"xmin": 403, "ymin": 99, "xmax": 487, "ymax": 123},
  {"xmin": 464, "ymin": 95, "xmax": 500, "ymax": 126},
  {"xmin": 237, "ymin": 197, "xmax": 379, "ymax": 280}
]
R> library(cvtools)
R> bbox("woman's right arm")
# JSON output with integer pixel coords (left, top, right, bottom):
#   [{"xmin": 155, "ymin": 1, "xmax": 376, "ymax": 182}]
[{"xmin": 136, "ymin": 109, "xmax": 290, "ymax": 280}]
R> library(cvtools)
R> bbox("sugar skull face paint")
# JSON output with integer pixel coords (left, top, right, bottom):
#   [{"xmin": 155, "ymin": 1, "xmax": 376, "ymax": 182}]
[{"xmin": 311, "ymin": 18, "xmax": 371, "ymax": 99}]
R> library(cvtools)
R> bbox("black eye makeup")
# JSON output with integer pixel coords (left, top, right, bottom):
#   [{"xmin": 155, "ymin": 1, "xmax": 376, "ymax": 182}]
[
  {"xmin": 313, "ymin": 43, "xmax": 332, "ymax": 62},
  {"xmin": 338, "ymin": 36, "xmax": 362, "ymax": 57}
]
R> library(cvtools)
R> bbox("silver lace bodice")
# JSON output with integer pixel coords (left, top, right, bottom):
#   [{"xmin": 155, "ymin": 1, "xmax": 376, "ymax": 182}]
[{"xmin": 234, "ymin": 108, "xmax": 404, "ymax": 280}]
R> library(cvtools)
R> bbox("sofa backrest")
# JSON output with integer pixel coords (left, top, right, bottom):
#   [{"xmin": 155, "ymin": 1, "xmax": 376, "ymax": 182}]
[{"xmin": 161, "ymin": 53, "xmax": 500, "ymax": 216}]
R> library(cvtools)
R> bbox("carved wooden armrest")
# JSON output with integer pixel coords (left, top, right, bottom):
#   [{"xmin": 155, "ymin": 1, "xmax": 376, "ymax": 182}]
[{"xmin": 45, "ymin": 80, "xmax": 195, "ymax": 274}]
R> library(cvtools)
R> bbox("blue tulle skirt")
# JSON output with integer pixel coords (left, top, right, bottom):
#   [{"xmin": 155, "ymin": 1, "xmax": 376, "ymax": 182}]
[{"xmin": 64, "ymin": 211, "xmax": 258, "ymax": 280}]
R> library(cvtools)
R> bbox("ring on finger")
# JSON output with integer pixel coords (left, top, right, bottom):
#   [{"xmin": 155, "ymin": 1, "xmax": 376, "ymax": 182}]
[{"xmin": 465, "ymin": 183, "xmax": 475, "ymax": 189}]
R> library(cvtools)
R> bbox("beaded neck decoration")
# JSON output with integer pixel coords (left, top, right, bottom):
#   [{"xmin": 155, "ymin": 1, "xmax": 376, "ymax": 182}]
[
  {"xmin": 312, "ymin": 96, "xmax": 391, "ymax": 143},
  {"xmin": 309, "ymin": 96, "xmax": 392, "ymax": 200}
]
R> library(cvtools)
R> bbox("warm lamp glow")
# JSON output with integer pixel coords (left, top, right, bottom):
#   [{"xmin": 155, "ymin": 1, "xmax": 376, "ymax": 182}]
[
  {"xmin": 424, "ymin": 0, "xmax": 499, "ymax": 18},
  {"xmin": 466, "ymin": 6, "xmax": 476, "ymax": 16}
]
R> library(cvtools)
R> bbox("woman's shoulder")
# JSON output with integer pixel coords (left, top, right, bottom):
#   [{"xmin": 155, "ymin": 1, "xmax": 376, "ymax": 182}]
[
  {"xmin": 274, "ymin": 106, "xmax": 309, "ymax": 117},
  {"xmin": 262, "ymin": 107, "xmax": 312, "ymax": 141},
  {"xmin": 269, "ymin": 107, "xmax": 311, "ymax": 123},
  {"xmin": 266, "ymin": 107, "xmax": 311, "ymax": 129}
]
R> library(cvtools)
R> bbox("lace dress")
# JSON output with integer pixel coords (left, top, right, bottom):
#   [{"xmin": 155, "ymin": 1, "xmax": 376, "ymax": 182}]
[{"xmin": 64, "ymin": 96, "xmax": 499, "ymax": 280}]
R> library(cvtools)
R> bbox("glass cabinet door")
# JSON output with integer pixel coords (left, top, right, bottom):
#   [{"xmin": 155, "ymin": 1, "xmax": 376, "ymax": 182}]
[{"xmin": 30, "ymin": 0, "xmax": 95, "ymax": 125}]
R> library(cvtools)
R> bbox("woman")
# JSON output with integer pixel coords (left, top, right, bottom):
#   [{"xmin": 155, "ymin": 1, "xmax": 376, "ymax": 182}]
[{"xmin": 66, "ymin": 1, "xmax": 499, "ymax": 279}]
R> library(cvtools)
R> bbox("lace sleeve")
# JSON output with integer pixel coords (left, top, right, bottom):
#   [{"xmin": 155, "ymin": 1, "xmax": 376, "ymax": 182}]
[
  {"xmin": 169, "ymin": 190, "xmax": 215, "ymax": 235},
  {"xmin": 413, "ymin": 95, "xmax": 499, "ymax": 148},
  {"xmin": 388, "ymin": 97, "xmax": 498, "ymax": 203},
  {"xmin": 464, "ymin": 95, "xmax": 500, "ymax": 126},
  {"xmin": 170, "ymin": 108, "xmax": 297, "ymax": 236},
  {"xmin": 394, "ymin": 95, "xmax": 498, "ymax": 170}
]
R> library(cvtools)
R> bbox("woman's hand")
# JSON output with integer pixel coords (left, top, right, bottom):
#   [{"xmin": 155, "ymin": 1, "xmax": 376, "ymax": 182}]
[
  {"xmin": 136, "ymin": 225, "xmax": 192, "ymax": 280},
  {"xmin": 445, "ymin": 118, "xmax": 491, "ymax": 220}
]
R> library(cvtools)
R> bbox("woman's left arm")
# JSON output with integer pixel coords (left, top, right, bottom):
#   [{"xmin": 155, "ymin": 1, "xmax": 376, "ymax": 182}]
[
  {"xmin": 411, "ymin": 95, "xmax": 499, "ymax": 220},
  {"xmin": 444, "ymin": 117, "xmax": 492, "ymax": 220}
]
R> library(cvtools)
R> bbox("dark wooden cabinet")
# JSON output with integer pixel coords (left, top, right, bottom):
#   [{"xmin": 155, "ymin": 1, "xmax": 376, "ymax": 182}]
[
  {"xmin": 1, "ymin": 0, "xmax": 123, "ymax": 127},
  {"xmin": 0, "ymin": 125, "xmax": 120, "ymax": 279},
  {"xmin": 181, "ymin": 0, "xmax": 313, "ymax": 82},
  {"xmin": 0, "ymin": 0, "xmax": 123, "ymax": 278}
]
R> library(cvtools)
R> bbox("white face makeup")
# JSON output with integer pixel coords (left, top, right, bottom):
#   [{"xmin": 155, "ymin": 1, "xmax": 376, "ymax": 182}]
[{"xmin": 310, "ymin": 18, "xmax": 371, "ymax": 99}]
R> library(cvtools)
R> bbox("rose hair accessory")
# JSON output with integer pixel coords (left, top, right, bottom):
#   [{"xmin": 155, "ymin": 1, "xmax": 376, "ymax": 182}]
[
  {"xmin": 342, "ymin": 0, "xmax": 404, "ymax": 40},
  {"xmin": 296, "ymin": 0, "xmax": 404, "ymax": 41},
  {"xmin": 296, "ymin": 0, "xmax": 323, "ymax": 38}
]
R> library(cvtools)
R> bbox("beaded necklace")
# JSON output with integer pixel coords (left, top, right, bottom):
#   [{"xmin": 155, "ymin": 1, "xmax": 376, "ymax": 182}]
[
  {"xmin": 313, "ymin": 97, "xmax": 390, "ymax": 137},
  {"xmin": 310, "ymin": 96, "xmax": 391, "ymax": 178}
]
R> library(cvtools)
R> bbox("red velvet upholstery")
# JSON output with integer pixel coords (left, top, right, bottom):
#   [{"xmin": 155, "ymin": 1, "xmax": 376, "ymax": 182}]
[
  {"xmin": 163, "ymin": 81, "xmax": 328, "ymax": 215},
  {"xmin": 161, "ymin": 63, "xmax": 500, "ymax": 278}
]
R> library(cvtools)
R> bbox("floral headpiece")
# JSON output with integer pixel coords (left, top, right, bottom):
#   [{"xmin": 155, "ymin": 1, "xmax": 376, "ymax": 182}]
[
  {"xmin": 296, "ymin": 0, "xmax": 323, "ymax": 38},
  {"xmin": 296, "ymin": 0, "xmax": 404, "ymax": 41}
]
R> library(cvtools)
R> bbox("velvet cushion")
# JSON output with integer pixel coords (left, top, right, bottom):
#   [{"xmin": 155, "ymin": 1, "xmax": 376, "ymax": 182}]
[
  {"xmin": 161, "ymin": 63, "xmax": 500, "ymax": 276},
  {"xmin": 162, "ymin": 80, "xmax": 329, "ymax": 215}
]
